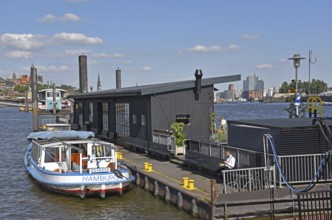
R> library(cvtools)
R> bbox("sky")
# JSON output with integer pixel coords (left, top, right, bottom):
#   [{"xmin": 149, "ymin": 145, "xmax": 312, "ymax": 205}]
[{"xmin": 0, "ymin": 0, "xmax": 331, "ymax": 92}]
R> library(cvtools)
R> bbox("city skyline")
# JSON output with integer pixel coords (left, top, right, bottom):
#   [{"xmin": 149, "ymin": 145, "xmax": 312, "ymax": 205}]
[{"xmin": 1, "ymin": 0, "xmax": 332, "ymax": 92}]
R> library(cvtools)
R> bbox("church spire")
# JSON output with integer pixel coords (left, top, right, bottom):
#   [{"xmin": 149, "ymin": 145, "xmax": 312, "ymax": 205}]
[{"xmin": 97, "ymin": 73, "xmax": 101, "ymax": 91}]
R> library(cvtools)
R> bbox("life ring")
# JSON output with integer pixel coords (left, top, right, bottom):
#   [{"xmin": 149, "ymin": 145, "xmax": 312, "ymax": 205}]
[{"xmin": 53, "ymin": 168, "xmax": 65, "ymax": 173}]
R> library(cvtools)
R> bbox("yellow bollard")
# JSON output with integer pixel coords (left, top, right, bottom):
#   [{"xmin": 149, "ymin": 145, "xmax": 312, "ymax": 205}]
[
  {"xmin": 144, "ymin": 162, "xmax": 149, "ymax": 171},
  {"xmin": 182, "ymin": 177, "xmax": 189, "ymax": 188},
  {"xmin": 188, "ymin": 179, "xmax": 195, "ymax": 190},
  {"xmin": 147, "ymin": 163, "xmax": 153, "ymax": 172},
  {"xmin": 117, "ymin": 152, "xmax": 123, "ymax": 160}
]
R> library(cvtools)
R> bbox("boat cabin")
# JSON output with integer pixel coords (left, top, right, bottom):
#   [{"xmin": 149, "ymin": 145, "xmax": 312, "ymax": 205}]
[{"xmin": 30, "ymin": 139, "xmax": 118, "ymax": 174}]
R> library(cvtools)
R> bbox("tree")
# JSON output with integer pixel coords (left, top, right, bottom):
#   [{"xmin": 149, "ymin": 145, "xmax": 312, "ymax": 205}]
[
  {"xmin": 279, "ymin": 78, "xmax": 328, "ymax": 94},
  {"xmin": 279, "ymin": 81, "xmax": 289, "ymax": 93},
  {"xmin": 37, "ymin": 84, "xmax": 50, "ymax": 91},
  {"xmin": 283, "ymin": 102, "xmax": 306, "ymax": 118},
  {"xmin": 58, "ymin": 84, "xmax": 77, "ymax": 91},
  {"xmin": 14, "ymin": 85, "xmax": 29, "ymax": 93}
]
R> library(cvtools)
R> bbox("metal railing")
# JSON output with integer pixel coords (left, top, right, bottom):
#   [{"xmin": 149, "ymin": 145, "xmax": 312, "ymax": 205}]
[
  {"xmin": 223, "ymin": 166, "xmax": 276, "ymax": 194},
  {"xmin": 297, "ymin": 186, "xmax": 332, "ymax": 219},
  {"xmin": 186, "ymin": 139, "xmax": 261, "ymax": 167},
  {"xmin": 277, "ymin": 153, "xmax": 332, "ymax": 187},
  {"xmin": 152, "ymin": 131, "xmax": 176, "ymax": 153}
]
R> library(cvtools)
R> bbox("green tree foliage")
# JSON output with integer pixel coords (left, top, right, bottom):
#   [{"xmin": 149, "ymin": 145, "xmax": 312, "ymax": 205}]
[
  {"xmin": 37, "ymin": 84, "xmax": 50, "ymax": 91},
  {"xmin": 58, "ymin": 84, "xmax": 77, "ymax": 91},
  {"xmin": 283, "ymin": 102, "xmax": 306, "ymax": 118},
  {"xmin": 170, "ymin": 122, "xmax": 186, "ymax": 147},
  {"xmin": 14, "ymin": 85, "xmax": 29, "ymax": 93},
  {"xmin": 279, "ymin": 79, "xmax": 328, "ymax": 94}
]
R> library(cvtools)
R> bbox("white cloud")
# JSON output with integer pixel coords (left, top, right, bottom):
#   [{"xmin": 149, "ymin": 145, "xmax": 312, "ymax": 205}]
[
  {"xmin": 60, "ymin": 13, "xmax": 81, "ymax": 22},
  {"xmin": 279, "ymin": 58, "xmax": 288, "ymax": 63},
  {"xmin": 53, "ymin": 32, "xmax": 103, "ymax": 45},
  {"xmin": 6, "ymin": 51, "xmax": 32, "ymax": 59},
  {"xmin": 256, "ymin": 64, "xmax": 275, "ymax": 70},
  {"xmin": 187, "ymin": 45, "xmax": 225, "ymax": 52},
  {"xmin": 92, "ymin": 53, "xmax": 123, "ymax": 58},
  {"xmin": 228, "ymin": 44, "xmax": 241, "ymax": 51},
  {"xmin": 241, "ymin": 33, "xmax": 260, "ymax": 40},
  {"xmin": 24, "ymin": 65, "xmax": 70, "ymax": 73},
  {"xmin": 37, "ymin": 14, "xmax": 57, "ymax": 22},
  {"xmin": 142, "ymin": 66, "xmax": 152, "ymax": 71},
  {"xmin": 65, "ymin": 49, "xmax": 90, "ymax": 56},
  {"xmin": 38, "ymin": 13, "xmax": 81, "ymax": 23},
  {"xmin": 0, "ymin": 33, "xmax": 47, "ymax": 50},
  {"xmin": 187, "ymin": 44, "xmax": 240, "ymax": 53}
]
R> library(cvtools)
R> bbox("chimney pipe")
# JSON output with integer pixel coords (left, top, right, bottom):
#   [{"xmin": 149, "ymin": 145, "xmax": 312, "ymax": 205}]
[
  {"xmin": 116, "ymin": 68, "xmax": 121, "ymax": 89},
  {"xmin": 79, "ymin": 54, "xmax": 88, "ymax": 93},
  {"xmin": 194, "ymin": 69, "xmax": 203, "ymax": 94}
]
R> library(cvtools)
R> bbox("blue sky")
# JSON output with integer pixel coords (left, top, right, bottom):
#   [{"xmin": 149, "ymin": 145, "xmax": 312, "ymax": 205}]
[{"xmin": 0, "ymin": 0, "xmax": 331, "ymax": 92}]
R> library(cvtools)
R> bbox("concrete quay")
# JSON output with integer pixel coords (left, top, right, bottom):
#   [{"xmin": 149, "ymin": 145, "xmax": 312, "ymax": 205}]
[
  {"xmin": 117, "ymin": 145, "xmax": 332, "ymax": 219},
  {"xmin": 118, "ymin": 146, "xmax": 217, "ymax": 219}
]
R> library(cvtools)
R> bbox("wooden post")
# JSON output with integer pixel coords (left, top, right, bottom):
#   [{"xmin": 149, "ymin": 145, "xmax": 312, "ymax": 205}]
[
  {"xmin": 52, "ymin": 83, "xmax": 56, "ymax": 115},
  {"xmin": 210, "ymin": 179, "xmax": 217, "ymax": 220},
  {"xmin": 30, "ymin": 65, "xmax": 38, "ymax": 131},
  {"xmin": 24, "ymin": 90, "xmax": 28, "ymax": 112}
]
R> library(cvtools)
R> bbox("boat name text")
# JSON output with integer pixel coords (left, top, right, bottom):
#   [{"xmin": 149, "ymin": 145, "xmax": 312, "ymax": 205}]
[{"xmin": 82, "ymin": 175, "xmax": 118, "ymax": 182}]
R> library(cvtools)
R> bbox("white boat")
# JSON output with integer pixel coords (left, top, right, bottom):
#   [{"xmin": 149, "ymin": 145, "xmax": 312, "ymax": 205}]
[{"xmin": 24, "ymin": 130, "xmax": 135, "ymax": 198}]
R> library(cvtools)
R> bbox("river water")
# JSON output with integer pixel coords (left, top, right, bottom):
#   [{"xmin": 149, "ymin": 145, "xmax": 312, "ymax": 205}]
[
  {"xmin": 0, "ymin": 107, "xmax": 189, "ymax": 220},
  {"xmin": 1, "ymin": 103, "xmax": 331, "ymax": 219}
]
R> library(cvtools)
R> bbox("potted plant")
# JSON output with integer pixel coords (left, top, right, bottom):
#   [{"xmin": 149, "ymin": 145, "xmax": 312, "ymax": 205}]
[{"xmin": 170, "ymin": 122, "xmax": 186, "ymax": 155}]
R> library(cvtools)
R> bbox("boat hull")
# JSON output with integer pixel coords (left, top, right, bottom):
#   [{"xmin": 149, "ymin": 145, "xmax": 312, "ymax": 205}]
[{"xmin": 25, "ymin": 150, "xmax": 134, "ymax": 198}]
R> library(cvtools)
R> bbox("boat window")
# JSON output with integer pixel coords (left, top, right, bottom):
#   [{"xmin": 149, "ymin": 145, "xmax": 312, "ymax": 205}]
[
  {"xmin": 44, "ymin": 147, "xmax": 59, "ymax": 163},
  {"xmin": 31, "ymin": 142, "xmax": 41, "ymax": 163},
  {"xmin": 92, "ymin": 145, "xmax": 113, "ymax": 158}
]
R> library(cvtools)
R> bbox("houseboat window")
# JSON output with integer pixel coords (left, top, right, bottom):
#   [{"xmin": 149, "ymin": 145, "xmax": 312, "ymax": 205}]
[
  {"xmin": 115, "ymin": 103, "xmax": 130, "ymax": 137},
  {"xmin": 78, "ymin": 102, "xmax": 83, "ymax": 126},
  {"xmin": 89, "ymin": 102, "xmax": 93, "ymax": 122},
  {"xmin": 133, "ymin": 114, "xmax": 137, "ymax": 125},
  {"xmin": 103, "ymin": 102, "xmax": 109, "ymax": 131},
  {"xmin": 141, "ymin": 114, "xmax": 146, "ymax": 126},
  {"xmin": 176, "ymin": 114, "xmax": 191, "ymax": 125}
]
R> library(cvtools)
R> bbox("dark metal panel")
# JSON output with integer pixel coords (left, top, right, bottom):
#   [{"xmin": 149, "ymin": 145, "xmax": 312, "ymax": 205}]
[
  {"xmin": 151, "ymin": 86, "xmax": 214, "ymax": 140},
  {"xmin": 228, "ymin": 119, "xmax": 331, "ymax": 156}
]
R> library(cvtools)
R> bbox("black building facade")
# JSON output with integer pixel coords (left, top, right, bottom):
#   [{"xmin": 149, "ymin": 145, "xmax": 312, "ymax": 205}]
[{"xmin": 69, "ymin": 74, "xmax": 241, "ymax": 155}]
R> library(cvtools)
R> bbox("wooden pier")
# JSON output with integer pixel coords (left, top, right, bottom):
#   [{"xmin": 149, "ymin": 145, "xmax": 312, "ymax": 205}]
[{"xmin": 116, "ymin": 145, "xmax": 332, "ymax": 219}]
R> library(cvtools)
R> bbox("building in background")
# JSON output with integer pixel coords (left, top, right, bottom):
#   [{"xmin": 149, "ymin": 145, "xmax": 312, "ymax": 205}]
[
  {"xmin": 215, "ymin": 84, "xmax": 237, "ymax": 102},
  {"xmin": 242, "ymin": 74, "xmax": 264, "ymax": 100}
]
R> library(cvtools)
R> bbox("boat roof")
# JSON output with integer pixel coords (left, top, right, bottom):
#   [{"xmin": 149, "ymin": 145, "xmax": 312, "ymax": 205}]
[
  {"xmin": 38, "ymin": 88, "xmax": 67, "ymax": 93},
  {"xmin": 27, "ymin": 131, "xmax": 95, "ymax": 141}
]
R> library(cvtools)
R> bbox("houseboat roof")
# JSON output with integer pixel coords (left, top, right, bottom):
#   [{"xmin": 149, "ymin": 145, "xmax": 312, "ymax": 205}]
[
  {"xmin": 228, "ymin": 118, "xmax": 332, "ymax": 129},
  {"xmin": 68, "ymin": 74, "xmax": 241, "ymax": 99}
]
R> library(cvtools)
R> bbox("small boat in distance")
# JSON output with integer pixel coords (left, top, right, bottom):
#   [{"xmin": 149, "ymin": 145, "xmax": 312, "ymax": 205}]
[{"xmin": 24, "ymin": 131, "xmax": 135, "ymax": 198}]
